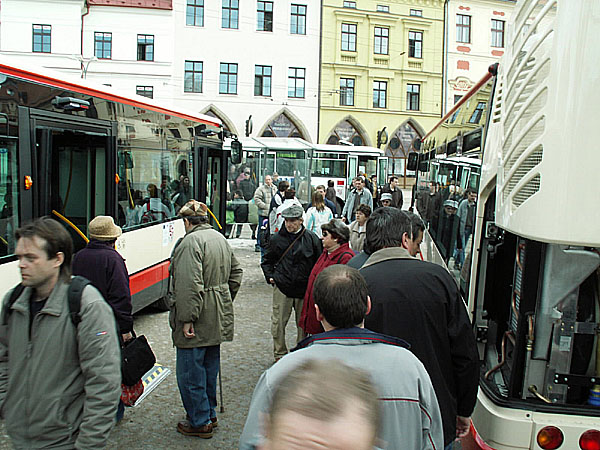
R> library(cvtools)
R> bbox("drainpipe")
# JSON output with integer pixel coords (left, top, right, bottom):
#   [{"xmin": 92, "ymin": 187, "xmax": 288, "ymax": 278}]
[
  {"xmin": 81, "ymin": 1, "xmax": 90, "ymax": 75},
  {"xmin": 442, "ymin": 0, "xmax": 449, "ymax": 115},
  {"xmin": 316, "ymin": 0, "xmax": 324, "ymax": 143}
]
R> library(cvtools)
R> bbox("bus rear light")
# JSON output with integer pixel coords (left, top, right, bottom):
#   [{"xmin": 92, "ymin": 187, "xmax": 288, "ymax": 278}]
[
  {"xmin": 337, "ymin": 180, "xmax": 344, "ymax": 186},
  {"xmin": 537, "ymin": 426, "xmax": 564, "ymax": 449},
  {"xmin": 580, "ymin": 430, "xmax": 600, "ymax": 450}
]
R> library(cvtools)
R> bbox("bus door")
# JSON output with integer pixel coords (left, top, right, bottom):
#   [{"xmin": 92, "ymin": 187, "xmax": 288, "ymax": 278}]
[
  {"xmin": 347, "ymin": 155, "xmax": 358, "ymax": 188},
  {"xmin": 23, "ymin": 108, "xmax": 116, "ymax": 251},
  {"xmin": 196, "ymin": 138, "xmax": 227, "ymax": 233},
  {"xmin": 377, "ymin": 156, "xmax": 388, "ymax": 186},
  {"xmin": 458, "ymin": 165, "xmax": 471, "ymax": 192}
]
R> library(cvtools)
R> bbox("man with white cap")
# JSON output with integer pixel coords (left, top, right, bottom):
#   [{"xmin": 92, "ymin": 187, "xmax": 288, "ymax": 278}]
[
  {"xmin": 261, "ymin": 204, "xmax": 322, "ymax": 361},
  {"xmin": 170, "ymin": 200, "xmax": 243, "ymax": 439},
  {"xmin": 380, "ymin": 192, "xmax": 393, "ymax": 207}
]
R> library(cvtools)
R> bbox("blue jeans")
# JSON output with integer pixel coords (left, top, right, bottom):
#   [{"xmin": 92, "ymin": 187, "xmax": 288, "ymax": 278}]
[
  {"xmin": 176, "ymin": 345, "xmax": 220, "ymax": 428},
  {"xmin": 445, "ymin": 442, "xmax": 454, "ymax": 450}
]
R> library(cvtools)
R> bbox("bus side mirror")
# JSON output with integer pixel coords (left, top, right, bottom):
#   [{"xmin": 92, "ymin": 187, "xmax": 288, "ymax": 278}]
[
  {"xmin": 230, "ymin": 140, "xmax": 242, "ymax": 165},
  {"xmin": 407, "ymin": 152, "xmax": 419, "ymax": 171}
]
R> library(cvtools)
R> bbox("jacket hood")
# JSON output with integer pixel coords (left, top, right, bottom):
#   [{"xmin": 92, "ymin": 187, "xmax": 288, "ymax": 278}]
[
  {"xmin": 293, "ymin": 327, "xmax": 410, "ymax": 351},
  {"xmin": 361, "ymin": 247, "xmax": 414, "ymax": 269}
]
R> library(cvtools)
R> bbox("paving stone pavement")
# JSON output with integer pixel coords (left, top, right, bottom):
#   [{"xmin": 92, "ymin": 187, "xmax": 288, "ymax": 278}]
[{"xmin": 0, "ymin": 235, "xmax": 300, "ymax": 449}]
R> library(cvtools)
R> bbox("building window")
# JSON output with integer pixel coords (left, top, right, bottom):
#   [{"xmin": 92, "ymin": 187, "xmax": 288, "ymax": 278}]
[
  {"xmin": 456, "ymin": 14, "xmax": 471, "ymax": 43},
  {"xmin": 491, "ymin": 19, "xmax": 505, "ymax": 47},
  {"xmin": 136, "ymin": 86, "xmax": 153, "ymax": 99},
  {"xmin": 340, "ymin": 78, "xmax": 354, "ymax": 106},
  {"xmin": 291, "ymin": 4, "xmax": 307, "ymax": 35},
  {"xmin": 341, "ymin": 23, "xmax": 357, "ymax": 52},
  {"xmin": 407, "ymin": 84, "xmax": 420, "ymax": 110},
  {"xmin": 343, "ymin": 1, "xmax": 356, "ymax": 8},
  {"xmin": 288, "ymin": 67, "xmax": 305, "ymax": 98},
  {"xmin": 373, "ymin": 81, "xmax": 387, "ymax": 108},
  {"xmin": 219, "ymin": 63, "xmax": 238, "ymax": 94},
  {"xmin": 32, "ymin": 24, "xmax": 51, "ymax": 53},
  {"xmin": 408, "ymin": 31, "xmax": 423, "ymax": 58},
  {"xmin": 257, "ymin": 1, "xmax": 273, "ymax": 32},
  {"xmin": 374, "ymin": 27, "xmax": 389, "ymax": 55},
  {"xmin": 454, "ymin": 94, "xmax": 463, "ymax": 105},
  {"xmin": 255, "ymin": 65, "xmax": 272, "ymax": 96},
  {"xmin": 184, "ymin": 61, "xmax": 203, "ymax": 93},
  {"xmin": 410, "ymin": 9, "xmax": 422, "ymax": 17},
  {"xmin": 469, "ymin": 101, "xmax": 486, "ymax": 123},
  {"xmin": 137, "ymin": 34, "xmax": 154, "ymax": 61},
  {"xmin": 186, "ymin": 0, "xmax": 204, "ymax": 26},
  {"xmin": 94, "ymin": 32, "xmax": 112, "ymax": 59},
  {"xmin": 222, "ymin": 0, "xmax": 239, "ymax": 29},
  {"xmin": 376, "ymin": 5, "xmax": 389, "ymax": 12}
]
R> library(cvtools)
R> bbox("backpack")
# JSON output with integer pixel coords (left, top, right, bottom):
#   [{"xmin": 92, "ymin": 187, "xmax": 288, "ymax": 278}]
[
  {"xmin": 140, "ymin": 202, "xmax": 167, "ymax": 224},
  {"xmin": 2, "ymin": 276, "xmax": 90, "ymax": 327}
]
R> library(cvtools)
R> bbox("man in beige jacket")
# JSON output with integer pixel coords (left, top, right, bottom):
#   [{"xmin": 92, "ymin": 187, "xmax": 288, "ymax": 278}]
[{"xmin": 169, "ymin": 200, "xmax": 243, "ymax": 439}]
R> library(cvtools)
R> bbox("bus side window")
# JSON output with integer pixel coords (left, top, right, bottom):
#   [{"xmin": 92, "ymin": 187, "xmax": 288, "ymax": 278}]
[{"xmin": 0, "ymin": 140, "xmax": 18, "ymax": 257}]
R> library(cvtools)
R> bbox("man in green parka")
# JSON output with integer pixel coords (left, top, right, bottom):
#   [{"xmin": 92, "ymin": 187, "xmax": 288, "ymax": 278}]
[{"xmin": 170, "ymin": 200, "xmax": 243, "ymax": 439}]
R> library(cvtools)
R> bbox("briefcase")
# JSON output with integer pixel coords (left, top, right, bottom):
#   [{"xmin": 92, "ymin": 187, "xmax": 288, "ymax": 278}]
[{"xmin": 122, "ymin": 335, "xmax": 156, "ymax": 386}]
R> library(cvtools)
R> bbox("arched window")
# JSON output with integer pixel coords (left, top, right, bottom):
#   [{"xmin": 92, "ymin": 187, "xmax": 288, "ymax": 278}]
[
  {"xmin": 326, "ymin": 120, "xmax": 365, "ymax": 146},
  {"xmin": 260, "ymin": 112, "xmax": 306, "ymax": 139},
  {"xmin": 385, "ymin": 121, "xmax": 422, "ymax": 176},
  {"xmin": 203, "ymin": 109, "xmax": 231, "ymax": 133}
]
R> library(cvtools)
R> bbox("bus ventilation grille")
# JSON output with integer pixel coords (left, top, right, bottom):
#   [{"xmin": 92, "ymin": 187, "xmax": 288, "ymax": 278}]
[{"xmin": 512, "ymin": 174, "xmax": 541, "ymax": 209}]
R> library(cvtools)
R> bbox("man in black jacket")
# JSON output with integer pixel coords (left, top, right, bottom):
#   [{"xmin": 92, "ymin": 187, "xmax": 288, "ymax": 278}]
[
  {"xmin": 261, "ymin": 204, "xmax": 322, "ymax": 361},
  {"xmin": 359, "ymin": 207, "xmax": 479, "ymax": 449}
]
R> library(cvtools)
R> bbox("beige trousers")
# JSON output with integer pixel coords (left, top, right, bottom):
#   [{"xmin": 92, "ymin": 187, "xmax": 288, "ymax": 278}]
[{"xmin": 271, "ymin": 286, "xmax": 304, "ymax": 359}]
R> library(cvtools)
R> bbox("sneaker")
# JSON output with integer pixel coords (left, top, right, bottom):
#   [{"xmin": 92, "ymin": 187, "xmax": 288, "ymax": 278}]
[{"xmin": 177, "ymin": 420, "xmax": 213, "ymax": 438}]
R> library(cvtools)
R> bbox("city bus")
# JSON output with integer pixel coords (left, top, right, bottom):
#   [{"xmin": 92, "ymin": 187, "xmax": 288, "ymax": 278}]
[
  {"xmin": 417, "ymin": 1, "xmax": 600, "ymax": 449},
  {"xmin": 0, "ymin": 60, "xmax": 230, "ymax": 313}
]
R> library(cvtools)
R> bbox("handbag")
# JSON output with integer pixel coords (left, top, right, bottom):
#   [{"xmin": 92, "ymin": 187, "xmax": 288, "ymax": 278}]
[
  {"xmin": 121, "ymin": 380, "xmax": 144, "ymax": 406},
  {"xmin": 121, "ymin": 334, "xmax": 156, "ymax": 386}
]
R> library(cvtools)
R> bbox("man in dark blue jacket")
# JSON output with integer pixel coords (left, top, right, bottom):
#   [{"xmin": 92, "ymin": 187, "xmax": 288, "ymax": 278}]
[
  {"xmin": 72, "ymin": 216, "xmax": 133, "ymax": 343},
  {"xmin": 261, "ymin": 205, "xmax": 322, "ymax": 361},
  {"xmin": 72, "ymin": 215, "xmax": 133, "ymax": 421}
]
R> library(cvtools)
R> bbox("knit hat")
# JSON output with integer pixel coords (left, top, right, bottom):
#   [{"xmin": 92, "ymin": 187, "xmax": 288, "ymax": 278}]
[
  {"xmin": 88, "ymin": 216, "xmax": 122, "ymax": 241},
  {"xmin": 380, "ymin": 193, "xmax": 393, "ymax": 202},
  {"xmin": 178, "ymin": 200, "xmax": 208, "ymax": 217}
]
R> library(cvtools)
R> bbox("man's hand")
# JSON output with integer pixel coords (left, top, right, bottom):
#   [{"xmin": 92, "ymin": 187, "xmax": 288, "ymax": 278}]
[
  {"xmin": 121, "ymin": 332, "xmax": 133, "ymax": 343},
  {"xmin": 183, "ymin": 322, "xmax": 195, "ymax": 338},
  {"xmin": 341, "ymin": 217, "xmax": 348, "ymax": 224},
  {"xmin": 456, "ymin": 415, "xmax": 471, "ymax": 439},
  {"xmin": 269, "ymin": 278, "xmax": 275, "ymax": 285}
]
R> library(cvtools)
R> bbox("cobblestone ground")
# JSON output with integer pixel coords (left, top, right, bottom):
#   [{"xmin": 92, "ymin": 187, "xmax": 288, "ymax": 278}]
[{"xmin": 0, "ymin": 233, "xmax": 300, "ymax": 449}]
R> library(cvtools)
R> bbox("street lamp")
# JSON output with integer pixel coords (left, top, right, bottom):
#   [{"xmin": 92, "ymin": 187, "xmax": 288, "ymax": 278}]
[{"xmin": 377, "ymin": 127, "xmax": 388, "ymax": 148}]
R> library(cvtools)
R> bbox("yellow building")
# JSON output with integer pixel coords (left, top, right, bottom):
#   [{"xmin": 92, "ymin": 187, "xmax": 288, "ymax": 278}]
[{"xmin": 319, "ymin": 0, "xmax": 445, "ymax": 180}]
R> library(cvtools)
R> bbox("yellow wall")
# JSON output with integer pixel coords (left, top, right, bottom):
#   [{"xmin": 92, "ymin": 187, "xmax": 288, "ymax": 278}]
[{"xmin": 319, "ymin": 0, "xmax": 445, "ymax": 158}]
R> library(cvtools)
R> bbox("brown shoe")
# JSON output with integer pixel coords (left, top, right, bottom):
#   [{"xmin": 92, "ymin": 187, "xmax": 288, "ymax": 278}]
[
  {"xmin": 177, "ymin": 420, "xmax": 213, "ymax": 438},
  {"xmin": 210, "ymin": 417, "xmax": 218, "ymax": 428}
]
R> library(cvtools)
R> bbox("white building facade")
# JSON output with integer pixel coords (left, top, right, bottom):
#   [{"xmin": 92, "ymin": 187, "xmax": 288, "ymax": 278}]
[
  {"xmin": 444, "ymin": 0, "xmax": 516, "ymax": 113},
  {"xmin": 0, "ymin": 0, "xmax": 321, "ymax": 141}
]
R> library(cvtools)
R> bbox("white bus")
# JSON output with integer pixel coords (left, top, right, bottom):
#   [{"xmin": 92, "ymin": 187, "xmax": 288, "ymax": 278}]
[
  {"xmin": 0, "ymin": 60, "xmax": 229, "ymax": 313},
  {"xmin": 418, "ymin": 1, "xmax": 600, "ymax": 449}
]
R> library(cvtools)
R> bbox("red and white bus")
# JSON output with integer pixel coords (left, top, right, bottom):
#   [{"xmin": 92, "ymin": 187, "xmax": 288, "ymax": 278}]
[{"xmin": 0, "ymin": 60, "xmax": 230, "ymax": 312}]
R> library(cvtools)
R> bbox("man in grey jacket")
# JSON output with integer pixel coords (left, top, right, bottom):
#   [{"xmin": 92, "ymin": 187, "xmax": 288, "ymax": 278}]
[
  {"xmin": 240, "ymin": 265, "xmax": 443, "ymax": 450},
  {"xmin": 341, "ymin": 176, "xmax": 373, "ymax": 224},
  {"xmin": 0, "ymin": 217, "xmax": 121, "ymax": 449},
  {"xmin": 253, "ymin": 174, "xmax": 277, "ymax": 253}
]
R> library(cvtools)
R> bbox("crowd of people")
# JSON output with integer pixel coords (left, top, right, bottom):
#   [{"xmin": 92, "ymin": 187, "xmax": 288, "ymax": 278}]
[{"xmin": 0, "ymin": 171, "xmax": 479, "ymax": 450}]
